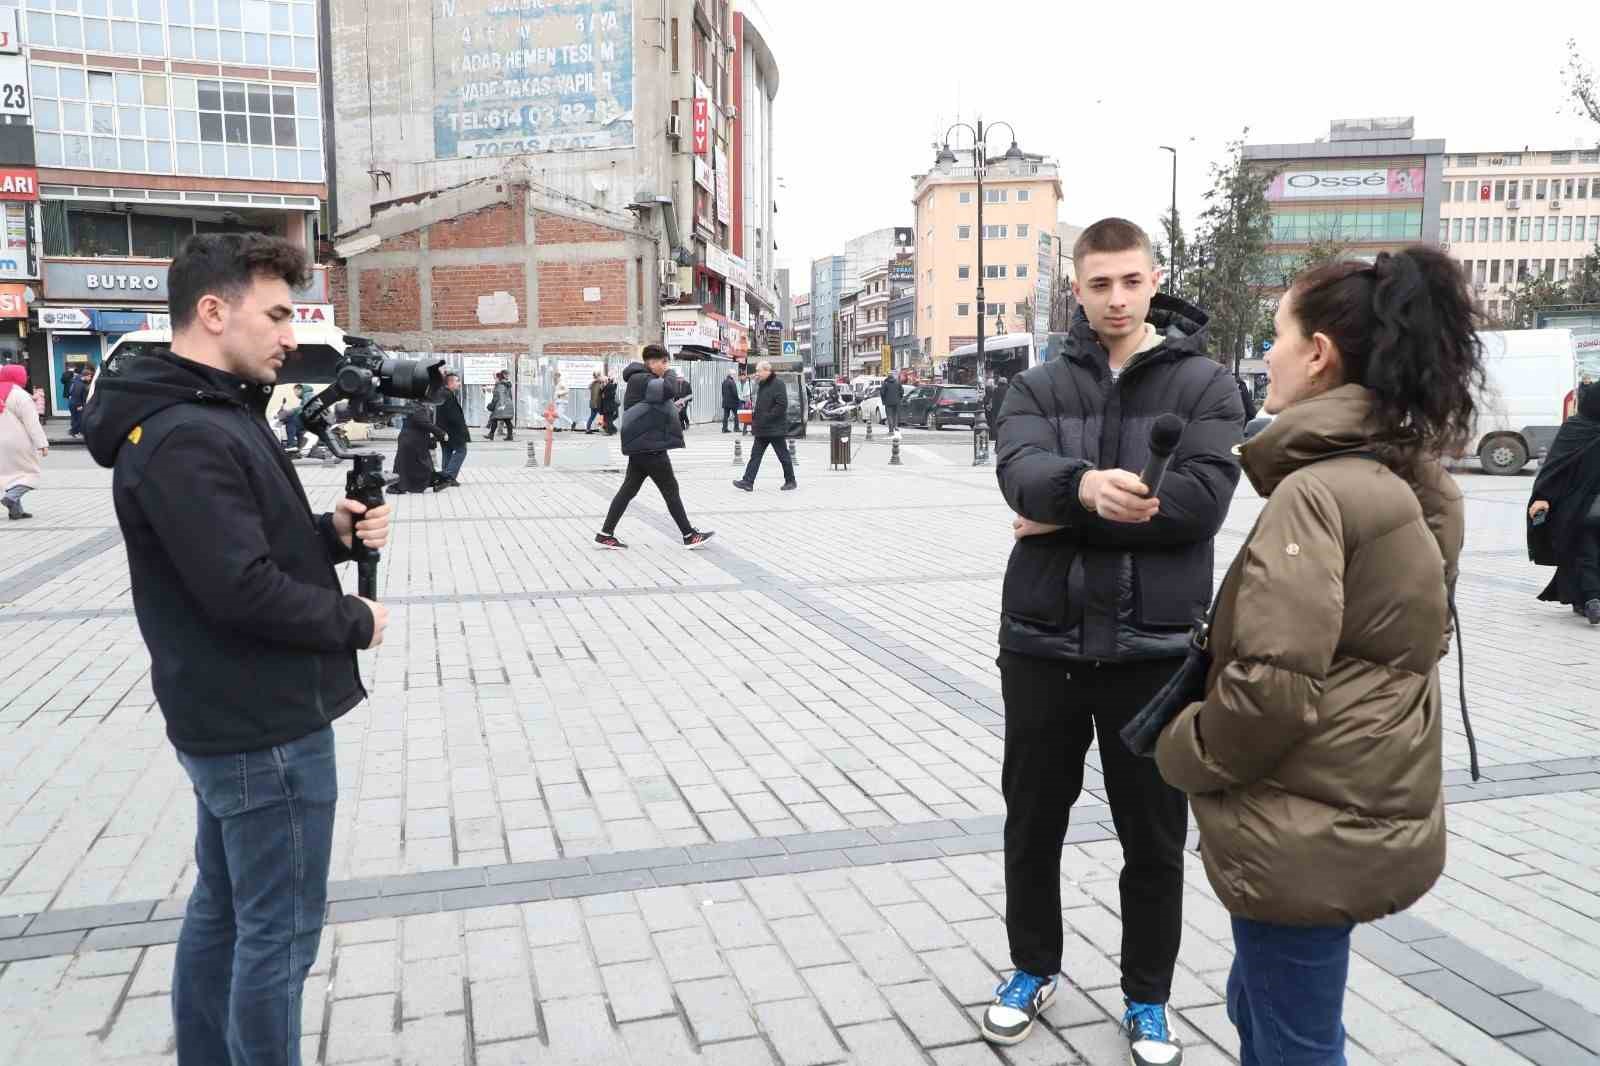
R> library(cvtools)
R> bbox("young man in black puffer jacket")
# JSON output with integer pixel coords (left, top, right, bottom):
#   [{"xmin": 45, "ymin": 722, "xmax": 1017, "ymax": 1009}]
[
  {"xmin": 594, "ymin": 344, "xmax": 714, "ymax": 550},
  {"xmin": 980, "ymin": 219, "xmax": 1244, "ymax": 1065}
]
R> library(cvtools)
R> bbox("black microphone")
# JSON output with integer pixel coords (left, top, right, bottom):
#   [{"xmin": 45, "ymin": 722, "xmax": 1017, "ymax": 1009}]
[{"xmin": 1139, "ymin": 414, "xmax": 1186, "ymax": 498}]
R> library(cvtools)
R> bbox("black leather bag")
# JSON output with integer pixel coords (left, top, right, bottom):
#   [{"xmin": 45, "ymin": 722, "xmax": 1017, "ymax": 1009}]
[{"xmin": 1119, "ymin": 603, "xmax": 1216, "ymax": 757}]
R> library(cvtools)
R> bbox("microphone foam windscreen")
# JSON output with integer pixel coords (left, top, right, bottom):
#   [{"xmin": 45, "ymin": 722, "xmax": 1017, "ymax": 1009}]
[{"xmin": 1150, "ymin": 413, "xmax": 1186, "ymax": 455}]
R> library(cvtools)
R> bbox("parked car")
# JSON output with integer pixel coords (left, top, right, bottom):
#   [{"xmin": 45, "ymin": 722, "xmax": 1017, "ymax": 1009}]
[
  {"xmin": 903, "ymin": 384, "xmax": 983, "ymax": 430},
  {"xmin": 857, "ymin": 383, "xmax": 885, "ymax": 424}
]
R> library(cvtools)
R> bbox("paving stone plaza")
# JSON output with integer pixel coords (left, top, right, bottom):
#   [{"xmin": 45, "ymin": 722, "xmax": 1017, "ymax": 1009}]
[{"xmin": 3, "ymin": 429, "xmax": 1599, "ymax": 1065}]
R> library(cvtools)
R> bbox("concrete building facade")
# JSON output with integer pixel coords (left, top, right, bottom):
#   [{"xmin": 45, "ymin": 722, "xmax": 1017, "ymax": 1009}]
[
  {"xmin": 326, "ymin": 0, "xmax": 781, "ymax": 379},
  {"xmin": 1438, "ymin": 147, "xmax": 1600, "ymax": 322},
  {"xmin": 1245, "ymin": 118, "xmax": 1445, "ymax": 286},
  {"xmin": 851, "ymin": 261, "xmax": 888, "ymax": 373},
  {"xmin": 793, "ymin": 290, "xmax": 810, "ymax": 362},
  {"xmin": 911, "ymin": 147, "xmax": 1062, "ymax": 361}
]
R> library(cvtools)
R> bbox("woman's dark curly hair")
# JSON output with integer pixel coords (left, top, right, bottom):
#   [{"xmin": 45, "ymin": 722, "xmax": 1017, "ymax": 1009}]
[{"xmin": 1289, "ymin": 245, "xmax": 1486, "ymax": 463}]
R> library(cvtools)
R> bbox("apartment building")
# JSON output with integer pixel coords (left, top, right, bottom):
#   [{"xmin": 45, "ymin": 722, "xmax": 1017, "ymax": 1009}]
[
  {"xmin": 911, "ymin": 146, "xmax": 1062, "ymax": 360},
  {"xmin": 1438, "ymin": 147, "xmax": 1600, "ymax": 321}
]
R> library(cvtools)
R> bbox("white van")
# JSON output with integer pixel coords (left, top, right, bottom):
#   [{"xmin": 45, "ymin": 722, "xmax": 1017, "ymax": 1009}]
[
  {"xmin": 98, "ymin": 323, "xmax": 371, "ymax": 443},
  {"xmin": 1470, "ymin": 328, "xmax": 1579, "ymax": 475}
]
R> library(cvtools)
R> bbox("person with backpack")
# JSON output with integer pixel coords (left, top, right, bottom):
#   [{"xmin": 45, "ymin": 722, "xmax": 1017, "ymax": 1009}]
[
  {"xmin": 1154, "ymin": 247, "xmax": 1477, "ymax": 1065},
  {"xmin": 595, "ymin": 345, "xmax": 713, "ymax": 550}
]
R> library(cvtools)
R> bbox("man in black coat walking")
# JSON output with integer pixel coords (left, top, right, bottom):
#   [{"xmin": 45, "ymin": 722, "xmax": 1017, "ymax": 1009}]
[
  {"xmin": 981, "ymin": 219, "xmax": 1242, "ymax": 1062},
  {"xmin": 732, "ymin": 360, "xmax": 796, "ymax": 492},
  {"xmin": 436, "ymin": 371, "xmax": 470, "ymax": 487},
  {"xmin": 721, "ymin": 369, "xmax": 741, "ymax": 432},
  {"xmin": 881, "ymin": 371, "xmax": 904, "ymax": 434},
  {"xmin": 69, "ymin": 367, "xmax": 94, "ymax": 436}
]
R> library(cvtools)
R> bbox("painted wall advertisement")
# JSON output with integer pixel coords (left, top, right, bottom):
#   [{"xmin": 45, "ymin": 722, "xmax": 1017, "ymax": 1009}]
[
  {"xmin": 1266, "ymin": 167, "xmax": 1426, "ymax": 201},
  {"xmin": 432, "ymin": 0, "xmax": 634, "ymax": 159},
  {"xmin": 460, "ymin": 354, "xmax": 509, "ymax": 384},
  {"xmin": 713, "ymin": 146, "xmax": 731, "ymax": 225}
]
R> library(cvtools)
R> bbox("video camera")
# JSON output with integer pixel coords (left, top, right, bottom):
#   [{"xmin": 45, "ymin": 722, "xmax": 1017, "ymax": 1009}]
[{"xmin": 299, "ymin": 336, "xmax": 446, "ymax": 600}]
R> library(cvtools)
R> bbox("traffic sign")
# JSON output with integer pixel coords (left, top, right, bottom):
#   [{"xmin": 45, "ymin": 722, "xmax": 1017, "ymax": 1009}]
[{"xmin": 782, "ymin": 340, "xmax": 797, "ymax": 357}]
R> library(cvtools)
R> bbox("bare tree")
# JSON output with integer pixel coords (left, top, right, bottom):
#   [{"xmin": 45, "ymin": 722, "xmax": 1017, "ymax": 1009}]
[{"xmin": 1566, "ymin": 39, "xmax": 1600, "ymax": 130}]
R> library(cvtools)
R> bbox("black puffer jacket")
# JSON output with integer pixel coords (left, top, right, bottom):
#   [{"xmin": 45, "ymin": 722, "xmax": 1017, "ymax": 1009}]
[
  {"xmin": 996, "ymin": 295, "xmax": 1244, "ymax": 662},
  {"xmin": 619, "ymin": 361, "xmax": 686, "ymax": 454},
  {"xmin": 752, "ymin": 374, "xmax": 788, "ymax": 438},
  {"xmin": 81, "ymin": 350, "xmax": 371, "ymax": 755}
]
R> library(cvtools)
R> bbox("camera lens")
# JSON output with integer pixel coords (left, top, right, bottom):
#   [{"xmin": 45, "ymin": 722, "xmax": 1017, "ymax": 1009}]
[{"xmin": 380, "ymin": 357, "xmax": 447, "ymax": 402}]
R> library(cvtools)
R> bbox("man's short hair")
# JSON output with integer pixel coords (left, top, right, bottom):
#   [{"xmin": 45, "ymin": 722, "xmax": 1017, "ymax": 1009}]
[
  {"xmin": 1072, "ymin": 218, "xmax": 1154, "ymax": 268},
  {"xmin": 168, "ymin": 233, "xmax": 310, "ymax": 331},
  {"xmin": 756, "ymin": 360, "xmax": 773, "ymax": 372},
  {"xmin": 642, "ymin": 344, "xmax": 671, "ymax": 362},
  {"xmin": 445, "ymin": 371, "xmax": 460, "ymax": 382}
]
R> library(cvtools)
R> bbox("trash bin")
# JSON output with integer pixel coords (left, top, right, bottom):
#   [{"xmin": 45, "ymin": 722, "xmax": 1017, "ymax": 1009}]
[{"xmin": 830, "ymin": 423, "xmax": 851, "ymax": 469}]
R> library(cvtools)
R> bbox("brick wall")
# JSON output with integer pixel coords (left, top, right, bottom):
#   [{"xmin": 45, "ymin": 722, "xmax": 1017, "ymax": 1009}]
[
  {"xmin": 534, "ymin": 211, "xmax": 623, "ymax": 245},
  {"xmin": 359, "ymin": 268, "xmax": 421, "ymax": 333},
  {"xmin": 428, "ymin": 193, "xmax": 525, "ymax": 250},
  {"xmin": 327, "ymin": 261, "xmax": 350, "ymax": 325},
  {"xmin": 431, "ymin": 264, "xmax": 526, "ymax": 330},
  {"xmin": 376, "ymin": 230, "xmax": 420, "ymax": 252},
  {"xmin": 537, "ymin": 261, "xmax": 627, "ymax": 327}
]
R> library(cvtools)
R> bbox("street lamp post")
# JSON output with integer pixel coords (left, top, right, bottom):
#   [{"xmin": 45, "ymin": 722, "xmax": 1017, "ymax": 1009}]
[
  {"xmin": 1159, "ymin": 145, "xmax": 1178, "ymax": 294},
  {"xmin": 938, "ymin": 119, "xmax": 1022, "ymax": 467}
]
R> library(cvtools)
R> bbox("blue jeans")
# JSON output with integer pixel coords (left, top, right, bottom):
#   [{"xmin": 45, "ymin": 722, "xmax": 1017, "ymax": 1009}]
[
  {"xmin": 440, "ymin": 443, "xmax": 467, "ymax": 480},
  {"xmin": 173, "ymin": 727, "xmax": 338, "ymax": 1066},
  {"xmin": 1228, "ymin": 916, "xmax": 1352, "ymax": 1066}
]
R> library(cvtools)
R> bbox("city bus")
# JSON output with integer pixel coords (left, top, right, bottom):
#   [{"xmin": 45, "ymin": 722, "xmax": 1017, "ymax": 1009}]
[{"xmin": 946, "ymin": 333, "xmax": 1043, "ymax": 385}]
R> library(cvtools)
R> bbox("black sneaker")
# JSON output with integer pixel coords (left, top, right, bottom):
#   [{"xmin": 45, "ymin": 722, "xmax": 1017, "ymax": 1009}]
[
  {"xmin": 683, "ymin": 530, "xmax": 715, "ymax": 549},
  {"xmin": 981, "ymin": 971, "xmax": 1056, "ymax": 1045},
  {"xmin": 781, "ymin": 481, "xmax": 798, "ymax": 491},
  {"xmin": 595, "ymin": 533, "xmax": 627, "ymax": 550},
  {"xmin": 8, "ymin": 510, "xmax": 32, "ymax": 520},
  {"xmin": 732, "ymin": 480, "xmax": 754, "ymax": 492},
  {"xmin": 1586, "ymin": 599, "xmax": 1600, "ymax": 626}
]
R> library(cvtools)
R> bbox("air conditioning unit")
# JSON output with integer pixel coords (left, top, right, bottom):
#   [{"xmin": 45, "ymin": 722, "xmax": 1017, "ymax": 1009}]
[
  {"xmin": 662, "ymin": 281, "xmax": 682, "ymax": 301},
  {"xmin": 666, "ymin": 114, "xmax": 683, "ymax": 140},
  {"xmin": 1506, "ymin": 199, "xmax": 1520, "ymax": 210},
  {"xmin": 1550, "ymin": 199, "xmax": 1563, "ymax": 210}
]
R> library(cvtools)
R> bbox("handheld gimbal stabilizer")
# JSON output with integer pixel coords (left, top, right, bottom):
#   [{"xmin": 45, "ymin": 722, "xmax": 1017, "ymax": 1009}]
[{"xmin": 297, "ymin": 336, "xmax": 446, "ymax": 599}]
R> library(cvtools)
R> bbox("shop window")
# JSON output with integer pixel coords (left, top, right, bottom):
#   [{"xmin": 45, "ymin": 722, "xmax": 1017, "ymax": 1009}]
[{"xmin": 131, "ymin": 214, "xmax": 194, "ymax": 258}]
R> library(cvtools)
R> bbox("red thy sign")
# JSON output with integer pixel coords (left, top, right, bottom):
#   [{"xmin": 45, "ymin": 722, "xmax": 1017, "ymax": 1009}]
[
  {"xmin": 692, "ymin": 98, "xmax": 709, "ymax": 157},
  {"xmin": 0, "ymin": 167, "xmax": 37, "ymax": 201}
]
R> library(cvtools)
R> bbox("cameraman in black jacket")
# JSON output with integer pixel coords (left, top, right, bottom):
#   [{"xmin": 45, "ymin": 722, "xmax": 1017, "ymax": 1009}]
[
  {"xmin": 980, "ymin": 219, "xmax": 1243, "ymax": 1063},
  {"xmin": 82, "ymin": 233, "xmax": 390, "ymax": 1066}
]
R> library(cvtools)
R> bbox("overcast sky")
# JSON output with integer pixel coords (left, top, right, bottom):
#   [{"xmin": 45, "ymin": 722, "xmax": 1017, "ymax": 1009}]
[{"xmin": 765, "ymin": 0, "xmax": 1600, "ymax": 294}]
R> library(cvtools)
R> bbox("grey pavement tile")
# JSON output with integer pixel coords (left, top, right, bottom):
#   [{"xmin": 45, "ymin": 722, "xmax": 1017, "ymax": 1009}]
[
  {"xmin": 601, "ymin": 959, "xmax": 676, "ymax": 1022},
  {"xmin": 1349, "ymin": 924, "xmax": 1441, "ymax": 978},
  {"xmin": 82, "ymin": 918, "xmax": 183, "ymax": 951},
  {"xmin": 655, "ymin": 925, "xmax": 730, "ymax": 982},
  {"xmin": 398, "ymin": 1014, "xmax": 468, "ymax": 1066},
  {"xmin": 705, "ymin": 899, "xmax": 773, "ymax": 950},
  {"xmin": 22, "ymin": 900, "xmax": 155, "ymax": 936},
  {"xmin": 771, "ymin": 914, "xmax": 851, "ymax": 969},
  {"xmin": 328, "ymin": 892, "xmax": 445, "ymax": 923},
  {"xmin": 884, "ymin": 979, "xmax": 979, "ymax": 1047},
  {"xmin": 1372, "ymin": 911, "xmax": 1440, "ymax": 944},
  {"xmin": 531, "ymin": 942, "xmax": 602, "ymax": 999},
  {"xmin": 930, "ymin": 1044, "xmax": 1006, "ymax": 1066},
  {"xmin": 726, "ymin": 943, "xmax": 807, "ymax": 1003},
  {"xmin": 550, "ymin": 869, "xmax": 656, "ymax": 898},
  {"xmin": 779, "ymin": 829, "xmax": 878, "ymax": 854},
  {"xmin": 380, "ymin": 867, "xmax": 487, "ymax": 894},
  {"xmin": 939, "ymin": 833, "xmax": 1006, "ymax": 857},
  {"xmin": 0, "ymin": 930, "xmax": 85, "ymax": 962},
  {"xmin": 402, "ymin": 956, "xmax": 465, "ymax": 1018},
  {"xmin": 327, "ymin": 877, "xmax": 386, "ymax": 902},
  {"xmin": 844, "ymin": 929, "xmax": 929, "ymax": 986},
  {"xmin": 683, "ymin": 837, "xmax": 788, "ymax": 864},
  {"xmin": 586, "ymin": 846, "xmax": 690, "ymax": 873},
  {"xmin": 1504, "ymin": 1029, "xmax": 1600, "ymax": 1066},
  {"xmin": 469, "ymin": 976, "xmax": 540, "ymax": 1043},
  {"xmin": 920, "ymin": 946, "xmax": 1002, "ymax": 1006},
  {"xmin": 619, "ymin": 1017, "xmax": 700, "ymax": 1066},
  {"xmin": 1505, "ymin": 989, "xmax": 1600, "ymax": 1053},
  {"xmin": 484, "ymin": 857, "xmax": 592, "ymax": 885},
  {"xmin": 541, "ymin": 992, "xmax": 629, "ymax": 1065},
  {"xmin": 584, "ymin": 911, "xmax": 653, "ymax": 966},
  {"xmin": 1410, "ymin": 935, "xmax": 1540, "ymax": 995},
  {"xmin": 880, "ymin": 901, "xmax": 966, "ymax": 952},
  {"xmin": 700, "ymin": 1037, "xmax": 779, "ymax": 1066},
  {"xmin": 1402, "ymin": 970, "xmax": 1543, "ymax": 1036},
  {"xmin": 801, "ymin": 961, "xmax": 892, "ymax": 1026},
  {"xmin": 839, "ymin": 1019, "xmax": 930, "ymax": 1066},
  {"xmin": 756, "ymin": 998, "xmax": 847, "ymax": 1066},
  {"xmin": 436, "ymin": 880, "xmax": 553, "ymax": 912},
  {"xmin": 748, "ymin": 849, "xmax": 850, "ymax": 877},
  {"xmin": 650, "ymin": 859, "xmax": 757, "ymax": 888},
  {"xmin": 678, "ymin": 975, "xmax": 759, "ymax": 1042},
  {"xmin": 846, "ymin": 840, "xmax": 947, "ymax": 866},
  {"xmin": 871, "ymin": 820, "xmax": 966, "ymax": 845}
]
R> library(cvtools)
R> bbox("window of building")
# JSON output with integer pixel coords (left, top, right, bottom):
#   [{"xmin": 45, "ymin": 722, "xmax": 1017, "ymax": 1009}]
[
  {"xmin": 1478, "ymin": 218, "xmax": 1489, "ymax": 241},
  {"xmin": 1473, "ymin": 260, "xmax": 1485, "ymax": 285},
  {"xmin": 1017, "ymin": 190, "xmax": 1030, "ymax": 202},
  {"xmin": 1552, "ymin": 151, "xmax": 1572, "ymax": 165},
  {"xmin": 985, "ymin": 302, "xmax": 1002, "ymax": 317},
  {"xmin": 1544, "ymin": 259, "xmax": 1555, "ymax": 279},
  {"xmin": 1523, "ymin": 180, "xmax": 1534, "ymax": 199},
  {"xmin": 1577, "ymin": 217, "xmax": 1588, "ymax": 242},
  {"xmin": 1457, "ymin": 154, "xmax": 1478, "ymax": 167},
  {"xmin": 983, "ymin": 224, "xmax": 1008, "ymax": 239},
  {"xmin": 1517, "ymin": 259, "xmax": 1529, "ymax": 281},
  {"xmin": 1579, "ymin": 178, "xmax": 1590, "ymax": 199},
  {"xmin": 1462, "ymin": 219, "xmax": 1474, "ymax": 243},
  {"xmin": 1520, "ymin": 217, "xmax": 1531, "ymax": 241},
  {"xmin": 1536, "ymin": 179, "xmax": 1548, "ymax": 200},
  {"xmin": 1451, "ymin": 218, "xmax": 1462, "ymax": 242},
  {"xmin": 1504, "ymin": 259, "xmax": 1514, "ymax": 282},
  {"xmin": 1561, "ymin": 216, "xmax": 1573, "ymax": 242},
  {"xmin": 957, "ymin": 264, "xmax": 970, "ymax": 279},
  {"xmin": 1506, "ymin": 218, "xmax": 1517, "ymax": 242},
  {"xmin": 1014, "ymin": 302, "xmax": 1027, "ymax": 317},
  {"xmin": 1505, "ymin": 154, "xmax": 1522, "ymax": 166},
  {"xmin": 984, "ymin": 265, "xmax": 1007, "ymax": 279},
  {"xmin": 1490, "ymin": 259, "xmax": 1501, "ymax": 284},
  {"xmin": 1492, "ymin": 217, "xmax": 1503, "ymax": 242},
  {"xmin": 984, "ymin": 189, "xmax": 1007, "ymax": 203},
  {"xmin": 41, "ymin": 206, "xmax": 130, "ymax": 256},
  {"xmin": 956, "ymin": 303, "xmax": 969, "ymax": 317},
  {"xmin": 130, "ymin": 214, "xmax": 193, "ymax": 257},
  {"xmin": 1016, "ymin": 264, "xmax": 1028, "ymax": 278},
  {"xmin": 1016, "ymin": 223, "xmax": 1029, "ymax": 238},
  {"xmin": 959, "ymin": 191, "xmax": 971, "ymax": 204},
  {"xmin": 1582, "ymin": 151, "xmax": 1600, "ymax": 165},
  {"xmin": 1534, "ymin": 218, "xmax": 1545, "ymax": 241},
  {"xmin": 1494, "ymin": 180, "xmax": 1505, "ymax": 202},
  {"xmin": 1558, "ymin": 259, "xmax": 1570, "ymax": 282},
  {"xmin": 957, "ymin": 224, "xmax": 971, "ymax": 240}
]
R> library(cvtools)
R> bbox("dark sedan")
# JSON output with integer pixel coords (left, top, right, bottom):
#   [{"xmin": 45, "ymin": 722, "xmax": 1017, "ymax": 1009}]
[{"xmin": 903, "ymin": 385, "xmax": 983, "ymax": 430}]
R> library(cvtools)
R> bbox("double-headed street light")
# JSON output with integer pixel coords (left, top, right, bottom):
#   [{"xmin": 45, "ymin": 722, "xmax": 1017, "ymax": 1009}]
[
  {"xmin": 938, "ymin": 119, "xmax": 1023, "ymax": 467},
  {"xmin": 1159, "ymin": 145, "xmax": 1179, "ymax": 293}
]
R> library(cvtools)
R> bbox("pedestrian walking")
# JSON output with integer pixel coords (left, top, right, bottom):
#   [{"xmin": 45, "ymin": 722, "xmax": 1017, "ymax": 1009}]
[
  {"xmin": 1235, "ymin": 373, "xmax": 1259, "ymax": 422},
  {"xmin": 988, "ymin": 374, "xmax": 1010, "ymax": 434},
  {"xmin": 1154, "ymin": 246, "xmax": 1480, "ymax": 1066},
  {"xmin": 485, "ymin": 370, "xmax": 515, "ymax": 440},
  {"xmin": 548, "ymin": 370, "xmax": 577, "ymax": 431},
  {"xmin": 721, "ymin": 368, "xmax": 740, "ymax": 432},
  {"xmin": 677, "ymin": 374, "xmax": 693, "ymax": 431},
  {"xmin": 391, "ymin": 402, "xmax": 448, "ymax": 493},
  {"xmin": 1, "ymin": 364, "xmax": 47, "ymax": 520},
  {"xmin": 733, "ymin": 360, "xmax": 797, "ymax": 492},
  {"xmin": 595, "ymin": 344, "xmax": 714, "ymax": 550},
  {"xmin": 587, "ymin": 369, "xmax": 605, "ymax": 433},
  {"xmin": 738, "ymin": 370, "xmax": 752, "ymax": 434},
  {"xmin": 880, "ymin": 371, "xmax": 903, "ymax": 434},
  {"xmin": 600, "ymin": 374, "xmax": 620, "ymax": 434},
  {"xmin": 437, "ymin": 372, "xmax": 471, "ymax": 487},
  {"xmin": 984, "ymin": 218, "xmax": 1244, "ymax": 1062},
  {"xmin": 1529, "ymin": 381, "xmax": 1600, "ymax": 624},
  {"xmin": 80, "ymin": 232, "xmax": 390, "ymax": 1066},
  {"xmin": 69, "ymin": 366, "xmax": 94, "ymax": 436}
]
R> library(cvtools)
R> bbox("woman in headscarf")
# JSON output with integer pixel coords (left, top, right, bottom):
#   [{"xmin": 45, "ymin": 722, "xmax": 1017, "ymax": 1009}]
[
  {"xmin": 1, "ymin": 364, "xmax": 48, "ymax": 520},
  {"xmin": 391, "ymin": 402, "xmax": 448, "ymax": 494},
  {"xmin": 1529, "ymin": 382, "xmax": 1600, "ymax": 624}
]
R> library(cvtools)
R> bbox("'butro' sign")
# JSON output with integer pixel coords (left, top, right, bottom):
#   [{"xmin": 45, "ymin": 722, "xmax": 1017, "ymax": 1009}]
[
  {"xmin": 1267, "ymin": 167, "xmax": 1425, "ymax": 201},
  {"xmin": 432, "ymin": 0, "xmax": 634, "ymax": 160}
]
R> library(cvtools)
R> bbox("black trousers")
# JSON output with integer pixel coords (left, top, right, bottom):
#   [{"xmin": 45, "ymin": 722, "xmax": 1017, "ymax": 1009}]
[
  {"xmin": 603, "ymin": 452, "xmax": 693, "ymax": 536},
  {"xmin": 722, "ymin": 405, "xmax": 737, "ymax": 431},
  {"xmin": 485, "ymin": 416, "xmax": 514, "ymax": 440},
  {"xmin": 999, "ymin": 650, "xmax": 1188, "ymax": 1003},
  {"xmin": 1578, "ymin": 527, "xmax": 1600, "ymax": 603},
  {"xmin": 742, "ymin": 436, "xmax": 795, "ymax": 485}
]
